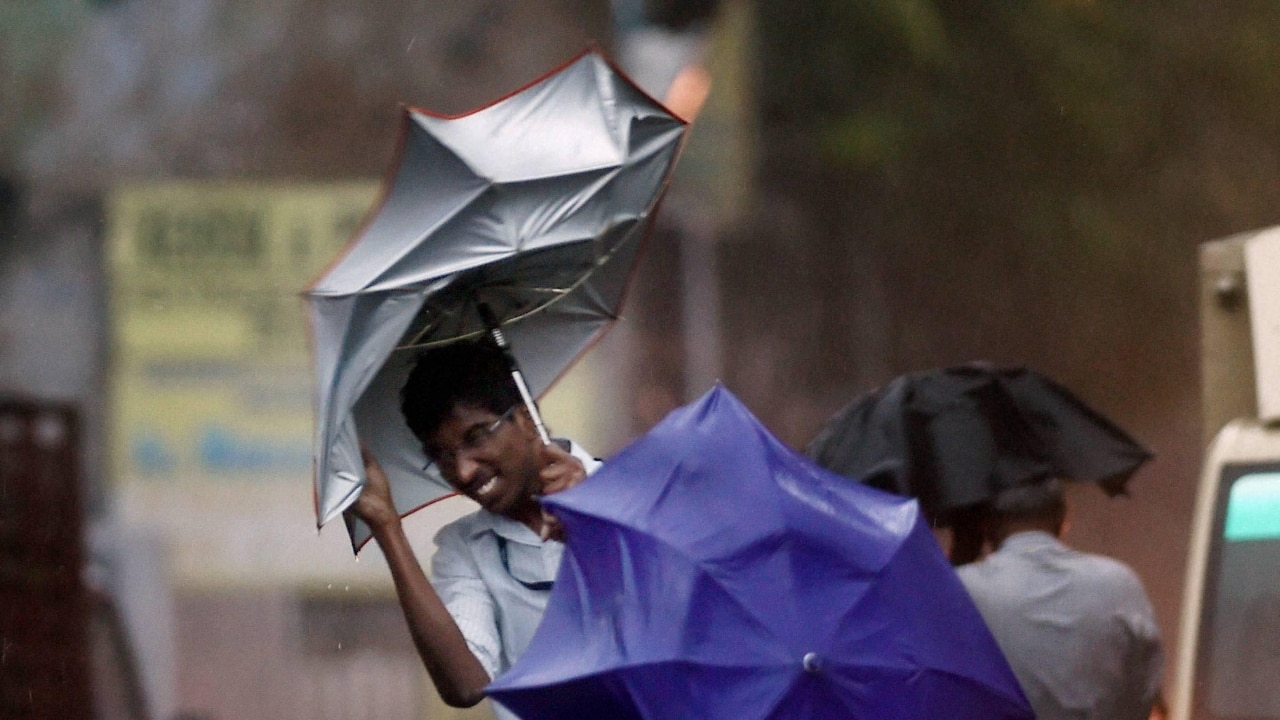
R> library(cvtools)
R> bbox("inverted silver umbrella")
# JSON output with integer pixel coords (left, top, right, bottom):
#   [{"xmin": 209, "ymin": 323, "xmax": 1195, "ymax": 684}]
[{"xmin": 305, "ymin": 49, "xmax": 687, "ymax": 550}]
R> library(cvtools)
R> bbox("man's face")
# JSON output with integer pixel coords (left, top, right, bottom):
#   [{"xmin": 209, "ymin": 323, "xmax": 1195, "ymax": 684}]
[{"xmin": 425, "ymin": 402, "xmax": 544, "ymax": 519}]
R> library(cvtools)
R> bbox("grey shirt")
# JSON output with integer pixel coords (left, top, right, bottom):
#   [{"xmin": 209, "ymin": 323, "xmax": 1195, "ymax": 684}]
[{"xmin": 956, "ymin": 531, "xmax": 1163, "ymax": 720}]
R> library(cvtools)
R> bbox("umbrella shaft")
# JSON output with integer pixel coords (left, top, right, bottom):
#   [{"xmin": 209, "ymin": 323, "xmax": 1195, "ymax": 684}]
[
  {"xmin": 479, "ymin": 302, "xmax": 550, "ymax": 445},
  {"xmin": 512, "ymin": 369, "xmax": 551, "ymax": 445}
]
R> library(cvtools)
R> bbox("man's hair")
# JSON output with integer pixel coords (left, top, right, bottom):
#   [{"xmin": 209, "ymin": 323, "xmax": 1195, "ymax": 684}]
[
  {"xmin": 991, "ymin": 478, "xmax": 1067, "ymax": 521},
  {"xmin": 399, "ymin": 340, "xmax": 521, "ymax": 444}
]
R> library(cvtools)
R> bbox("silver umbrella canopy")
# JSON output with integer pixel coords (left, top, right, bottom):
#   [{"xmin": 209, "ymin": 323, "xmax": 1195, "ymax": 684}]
[{"xmin": 305, "ymin": 49, "xmax": 687, "ymax": 550}]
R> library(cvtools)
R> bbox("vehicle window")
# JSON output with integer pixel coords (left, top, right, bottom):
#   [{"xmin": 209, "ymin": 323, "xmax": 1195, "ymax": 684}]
[{"xmin": 1198, "ymin": 466, "xmax": 1280, "ymax": 720}]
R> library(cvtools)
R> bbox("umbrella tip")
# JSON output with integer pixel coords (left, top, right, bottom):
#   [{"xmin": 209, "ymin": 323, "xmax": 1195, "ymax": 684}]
[{"xmin": 802, "ymin": 652, "xmax": 822, "ymax": 673}]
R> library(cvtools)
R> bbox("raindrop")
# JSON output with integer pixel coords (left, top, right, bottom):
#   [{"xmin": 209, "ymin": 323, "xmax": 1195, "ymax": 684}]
[{"xmin": 33, "ymin": 414, "xmax": 66, "ymax": 449}]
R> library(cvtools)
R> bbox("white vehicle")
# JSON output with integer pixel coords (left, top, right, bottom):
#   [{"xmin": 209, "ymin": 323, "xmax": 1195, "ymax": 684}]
[{"xmin": 1171, "ymin": 229, "xmax": 1280, "ymax": 720}]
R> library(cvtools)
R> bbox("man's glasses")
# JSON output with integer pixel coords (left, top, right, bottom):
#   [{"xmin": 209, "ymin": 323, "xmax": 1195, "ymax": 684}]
[{"xmin": 426, "ymin": 406, "xmax": 518, "ymax": 470}]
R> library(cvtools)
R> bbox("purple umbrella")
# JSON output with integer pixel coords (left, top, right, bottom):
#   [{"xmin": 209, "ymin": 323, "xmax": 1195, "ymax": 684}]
[{"xmin": 487, "ymin": 385, "xmax": 1033, "ymax": 720}]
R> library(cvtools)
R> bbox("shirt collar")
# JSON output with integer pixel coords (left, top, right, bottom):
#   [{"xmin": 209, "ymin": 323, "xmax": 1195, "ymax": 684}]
[
  {"xmin": 998, "ymin": 529, "xmax": 1064, "ymax": 552},
  {"xmin": 469, "ymin": 510, "xmax": 542, "ymax": 543}
]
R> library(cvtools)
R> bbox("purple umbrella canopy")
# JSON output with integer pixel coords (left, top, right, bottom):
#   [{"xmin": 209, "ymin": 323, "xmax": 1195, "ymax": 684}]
[{"xmin": 487, "ymin": 385, "xmax": 1033, "ymax": 720}]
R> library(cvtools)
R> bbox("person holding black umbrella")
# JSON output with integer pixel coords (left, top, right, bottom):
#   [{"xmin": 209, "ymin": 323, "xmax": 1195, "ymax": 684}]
[
  {"xmin": 955, "ymin": 479, "xmax": 1163, "ymax": 720},
  {"xmin": 805, "ymin": 364, "xmax": 1155, "ymax": 565},
  {"xmin": 353, "ymin": 340, "xmax": 596, "ymax": 719}
]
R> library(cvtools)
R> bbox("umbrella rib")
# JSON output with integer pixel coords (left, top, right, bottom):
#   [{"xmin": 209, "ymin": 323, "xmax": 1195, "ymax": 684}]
[
  {"xmin": 410, "ymin": 285, "xmax": 571, "ymax": 342},
  {"xmin": 394, "ymin": 234, "xmax": 632, "ymax": 351}
]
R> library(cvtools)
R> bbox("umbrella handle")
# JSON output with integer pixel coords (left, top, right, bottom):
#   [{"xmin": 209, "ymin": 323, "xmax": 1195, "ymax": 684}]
[
  {"xmin": 479, "ymin": 303, "xmax": 552, "ymax": 445},
  {"xmin": 510, "ymin": 368, "xmax": 552, "ymax": 445}
]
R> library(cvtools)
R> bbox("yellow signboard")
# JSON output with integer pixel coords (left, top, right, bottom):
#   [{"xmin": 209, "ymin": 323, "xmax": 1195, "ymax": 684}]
[
  {"xmin": 105, "ymin": 181, "xmax": 405, "ymax": 587},
  {"xmin": 108, "ymin": 181, "xmax": 377, "ymax": 487}
]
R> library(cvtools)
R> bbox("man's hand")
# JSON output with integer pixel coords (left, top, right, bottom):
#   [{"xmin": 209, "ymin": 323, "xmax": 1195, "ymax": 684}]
[
  {"xmin": 350, "ymin": 444, "xmax": 492, "ymax": 708},
  {"xmin": 537, "ymin": 441, "xmax": 587, "ymax": 542},
  {"xmin": 354, "ymin": 445, "xmax": 400, "ymax": 530}
]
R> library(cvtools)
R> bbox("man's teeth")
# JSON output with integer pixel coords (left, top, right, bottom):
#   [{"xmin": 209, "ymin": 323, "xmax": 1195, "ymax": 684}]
[{"xmin": 477, "ymin": 477, "xmax": 498, "ymax": 496}]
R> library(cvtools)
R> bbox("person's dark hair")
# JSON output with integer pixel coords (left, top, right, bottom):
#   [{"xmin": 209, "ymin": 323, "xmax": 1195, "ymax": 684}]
[
  {"xmin": 991, "ymin": 478, "xmax": 1066, "ymax": 521},
  {"xmin": 400, "ymin": 340, "xmax": 521, "ymax": 445}
]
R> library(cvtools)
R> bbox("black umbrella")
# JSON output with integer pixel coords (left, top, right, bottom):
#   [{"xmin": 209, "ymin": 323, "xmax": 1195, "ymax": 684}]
[{"xmin": 805, "ymin": 364, "xmax": 1153, "ymax": 560}]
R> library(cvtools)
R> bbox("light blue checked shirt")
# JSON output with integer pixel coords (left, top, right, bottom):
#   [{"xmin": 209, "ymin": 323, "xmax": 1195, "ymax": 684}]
[{"xmin": 429, "ymin": 441, "xmax": 600, "ymax": 720}]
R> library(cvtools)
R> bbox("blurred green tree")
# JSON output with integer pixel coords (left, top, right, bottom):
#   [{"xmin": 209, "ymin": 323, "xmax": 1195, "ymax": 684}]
[{"xmin": 733, "ymin": 0, "xmax": 1280, "ymax": 440}]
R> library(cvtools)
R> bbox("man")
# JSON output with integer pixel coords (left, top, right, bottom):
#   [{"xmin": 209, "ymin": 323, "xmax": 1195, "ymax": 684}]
[
  {"xmin": 353, "ymin": 340, "xmax": 594, "ymax": 719},
  {"xmin": 956, "ymin": 479, "xmax": 1163, "ymax": 720}
]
